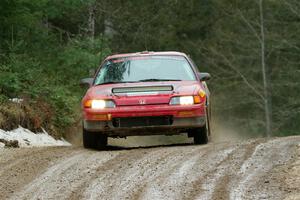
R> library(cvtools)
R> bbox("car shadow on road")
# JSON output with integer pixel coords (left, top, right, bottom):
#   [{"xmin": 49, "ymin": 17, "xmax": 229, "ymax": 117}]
[{"xmin": 103, "ymin": 142, "xmax": 195, "ymax": 151}]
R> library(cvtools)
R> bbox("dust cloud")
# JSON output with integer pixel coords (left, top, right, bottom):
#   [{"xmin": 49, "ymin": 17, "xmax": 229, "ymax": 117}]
[{"xmin": 65, "ymin": 117, "xmax": 247, "ymax": 147}]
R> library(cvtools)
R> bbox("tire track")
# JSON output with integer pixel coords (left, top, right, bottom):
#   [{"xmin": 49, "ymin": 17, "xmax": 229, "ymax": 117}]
[
  {"xmin": 229, "ymin": 137, "xmax": 300, "ymax": 200},
  {"xmin": 69, "ymin": 148, "xmax": 158, "ymax": 200},
  {"xmin": 81, "ymin": 146, "xmax": 196, "ymax": 200},
  {"xmin": 0, "ymin": 147, "xmax": 79, "ymax": 200},
  {"xmin": 1, "ymin": 136, "xmax": 300, "ymax": 200},
  {"xmin": 139, "ymin": 144, "xmax": 236, "ymax": 200},
  {"xmin": 9, "ymin": 150, "xmax": 120, "ymax": 200},
  {"xmin": 196, "ymin": 140, "xmax": 260, "ymax": 200},
  {"xmin": 173, "ymin": 140, "xmax": 259, "ymax": 200}
]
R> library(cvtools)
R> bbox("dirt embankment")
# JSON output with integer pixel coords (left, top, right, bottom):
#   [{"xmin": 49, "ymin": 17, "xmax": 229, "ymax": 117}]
[{"xmin": 0, "ymin": 136, "xmax": 299, "ymax": 200}]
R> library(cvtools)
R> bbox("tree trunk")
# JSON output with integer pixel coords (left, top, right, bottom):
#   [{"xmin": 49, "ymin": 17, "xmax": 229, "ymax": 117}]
[
  {"xmin": 88, "ymin": 4, "xmax": 95, "ymax": 39},
  {"xmin": 259, "ymin": 0, "xmax": 272, "ymax": 137}
]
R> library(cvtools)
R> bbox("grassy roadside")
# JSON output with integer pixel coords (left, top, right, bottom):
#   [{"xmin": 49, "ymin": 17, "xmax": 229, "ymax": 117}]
[{"xmin": 0, "ymin": 37, "xmax": 111, "ymax": 139}]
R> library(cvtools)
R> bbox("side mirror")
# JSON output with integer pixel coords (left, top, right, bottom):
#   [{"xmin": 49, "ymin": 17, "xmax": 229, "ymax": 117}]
[
  {"xmin": 198, "ymin": 72, "xmax": 211, "ymax": 81},
  {"xmin": 80, "ymin": 78, "xmax": 94, "ymax": 88}
]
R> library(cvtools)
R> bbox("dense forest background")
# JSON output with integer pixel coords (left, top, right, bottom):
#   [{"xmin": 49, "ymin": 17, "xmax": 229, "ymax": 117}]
[{"xmin": 0, "ymin": 0, "xmax": 299, "ymax": 138}]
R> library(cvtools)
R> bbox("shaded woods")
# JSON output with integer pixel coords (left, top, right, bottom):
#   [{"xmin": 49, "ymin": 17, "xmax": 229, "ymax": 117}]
[{"xmin": 0, "ymin": 0, "xmax": 299, "ymax": 137}]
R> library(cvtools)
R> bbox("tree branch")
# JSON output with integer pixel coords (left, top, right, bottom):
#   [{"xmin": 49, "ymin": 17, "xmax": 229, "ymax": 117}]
[
  {"xmin": 237, "ymin": 8, "xmax": 262, "ymax": 43},
  {"xmin": 209, "ymin": 47, "xmax": 266, "ymax": 102}
]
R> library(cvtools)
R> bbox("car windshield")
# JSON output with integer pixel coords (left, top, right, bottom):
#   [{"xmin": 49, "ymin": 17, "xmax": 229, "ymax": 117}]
[{"xmin": 94, "ymin": 55, "xmax": 196, "ymax": 85}]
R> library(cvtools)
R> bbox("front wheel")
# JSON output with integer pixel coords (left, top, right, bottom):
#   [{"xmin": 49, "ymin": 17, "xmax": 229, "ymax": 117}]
[
  {"xmin": 191, "ymin": 126, "xmax": 209, "ymax": 145},
  {"xmin": 83, "ymin": 129, "xmax": 107, "ymax": 150},
  {"xmin": 191, "ymin": 107, "xmax": 211, "ymax": 144}
]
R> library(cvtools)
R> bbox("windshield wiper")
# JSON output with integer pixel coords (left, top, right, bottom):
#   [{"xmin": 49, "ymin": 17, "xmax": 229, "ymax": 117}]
[
  {"xmin": 95, "ymin": 81, "xmax": 137, "ymax": 85},
  {"xmin": 138, "ymin": 78, "xmax": 182, "ymax": 82},
  {"xmin": 96, "ymin": 79, "xmax": 182, "ymax": 85}
]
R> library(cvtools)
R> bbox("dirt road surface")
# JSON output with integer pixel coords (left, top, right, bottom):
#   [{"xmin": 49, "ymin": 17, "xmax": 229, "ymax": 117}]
[{"xmin": 1, "ymin": 136, "xmax": 300, "ymax": 200}]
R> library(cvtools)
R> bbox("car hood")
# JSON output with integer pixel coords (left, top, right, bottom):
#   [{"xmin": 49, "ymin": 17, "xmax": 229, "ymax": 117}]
[{"xmin": 85, "ymin": 81, "xmax": 202, "ymax": 106}]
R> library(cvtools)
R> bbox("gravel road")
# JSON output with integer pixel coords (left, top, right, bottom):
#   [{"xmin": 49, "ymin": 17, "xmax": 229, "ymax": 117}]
[{"xmin": 1, "ymin": 136, "xmax": 299, "ymax": 200}]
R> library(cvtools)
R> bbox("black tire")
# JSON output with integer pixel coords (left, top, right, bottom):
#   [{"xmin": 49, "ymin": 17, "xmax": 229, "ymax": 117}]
[
  {"xmin": 192, "ymin": 107, "xmax": 211, "ymax": 145},
  {"xmin": 192, "ymin": 126, "xmax": 209, "ymax": 145},
  {"xmin": 206, "ymin": 106, "xmax": 211, "ymax": 137},
  {"xmin": 96, "ymin": 134, "xmax": 108, "ymax": 150},
  {"xmin": 83, "ymin": 129, "xmax": 107, "ymax": 150}
]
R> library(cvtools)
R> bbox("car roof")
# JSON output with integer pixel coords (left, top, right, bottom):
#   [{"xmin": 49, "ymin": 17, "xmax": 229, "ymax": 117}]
[{"xmin": 105, "ymin": 51, "xmax": 188, "ymax": 60}]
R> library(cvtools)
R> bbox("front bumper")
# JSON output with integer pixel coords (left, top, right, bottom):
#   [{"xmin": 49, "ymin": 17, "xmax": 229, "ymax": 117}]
[
  {"xmin": 83, "ymin": 116, "xmax": 206, "ymax": 136},
  {"xmin": 83, "ymin": 104, "xmax": 205, "ymax": 119},
  {"xmin": 82, "ymin": 104, "xmax": 206, "ymax": 136}
]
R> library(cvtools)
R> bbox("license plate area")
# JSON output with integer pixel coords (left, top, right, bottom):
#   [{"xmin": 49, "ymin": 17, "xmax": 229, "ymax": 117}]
[{"xmin": 112, "ymin": 116, "xmax": 173, "ymax": 128}]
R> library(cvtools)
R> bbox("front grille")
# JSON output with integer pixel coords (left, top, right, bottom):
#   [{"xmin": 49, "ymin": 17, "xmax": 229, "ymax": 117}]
[
  {"xmin": 112, "ymin": 116, "xmax": 173, "ymax": 128},
  {"xmin": 112, "ymin": 86, "xmax": 173, "ymax": 94}
]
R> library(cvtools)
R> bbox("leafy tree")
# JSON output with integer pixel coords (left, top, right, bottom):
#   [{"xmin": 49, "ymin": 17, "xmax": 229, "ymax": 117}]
[{"xmin": 0, "ymin": 0, "xmax": 299, "ymax": 137}]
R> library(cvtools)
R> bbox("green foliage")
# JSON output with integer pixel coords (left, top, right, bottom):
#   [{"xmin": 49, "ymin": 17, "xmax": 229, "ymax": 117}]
[
  {"xmin": 103, "ymin": 0, "xmax": 299, "ymax": 137},
  {"xmin": 0, "ymin": 0, "xmax": 111, "ymax": 134},
  {"xmin": 57, "ymin": 37, "xmax": 110, "ymax": 81},
  {"xmin": 0, "ymin": 36, "xmax": 110, "ymax": 130},
  {"xmin": 0, "ymin": 0, "xmax": 299, "ymax": 137},
  {"xmin": 0, "ymin": 94, "xmax": 8, "ymax": 103}
]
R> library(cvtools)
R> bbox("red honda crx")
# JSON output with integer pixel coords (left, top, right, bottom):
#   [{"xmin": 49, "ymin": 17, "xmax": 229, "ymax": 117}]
[{"xmin": 80, "ymin": 51, "xmax": 211, "ymax": 149}]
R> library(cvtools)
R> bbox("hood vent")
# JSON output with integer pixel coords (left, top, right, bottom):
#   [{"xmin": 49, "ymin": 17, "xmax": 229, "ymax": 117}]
[{"xmin": 112, "ymin": 85, "xmax": 173, "ymax": 94}]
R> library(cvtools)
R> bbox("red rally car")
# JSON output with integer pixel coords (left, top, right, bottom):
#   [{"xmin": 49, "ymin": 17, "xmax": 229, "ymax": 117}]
[{"xmin": 80, "ymin": 51, "xmax": 211, "ymax": 149}]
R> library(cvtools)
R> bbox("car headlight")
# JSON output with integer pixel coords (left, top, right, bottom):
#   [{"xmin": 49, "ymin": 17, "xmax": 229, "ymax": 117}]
[
  {"xmin": 170, "ymin": 96, "xmax": 194, "ymax": 105},
  {"xmin": 84, "ymin": 100, "xmax": 116, "ymax": 109}
]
